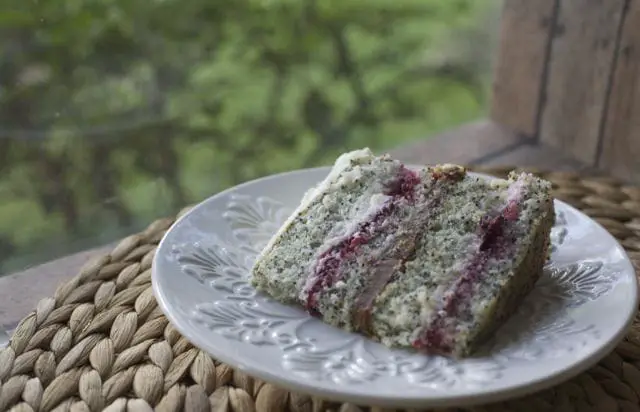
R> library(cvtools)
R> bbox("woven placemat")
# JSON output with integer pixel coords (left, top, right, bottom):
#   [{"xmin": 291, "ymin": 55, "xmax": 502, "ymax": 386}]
[{"xmin": 1, "ymin": 167, "xmax": 640, "ymax": 412}]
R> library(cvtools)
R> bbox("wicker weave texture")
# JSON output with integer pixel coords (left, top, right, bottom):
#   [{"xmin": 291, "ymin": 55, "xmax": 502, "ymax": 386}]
[{"xmin": 1, "ymin": 167, "xmax": 639, "ymax": 412}]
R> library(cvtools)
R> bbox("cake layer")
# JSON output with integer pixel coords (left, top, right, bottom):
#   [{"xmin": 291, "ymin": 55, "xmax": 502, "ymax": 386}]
[{"xmin": 250, "ymin": 149, "xmax": 554, "ymax": 358}]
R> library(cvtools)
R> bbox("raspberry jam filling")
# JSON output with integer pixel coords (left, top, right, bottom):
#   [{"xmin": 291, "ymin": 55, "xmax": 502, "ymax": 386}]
[
  {"xmin": 412, "ymin": 196, "xmax": 522, "ymax": 354},
  {"xmin": 303, "ymin": 167, "xmax": 420, "ymax": 314}
]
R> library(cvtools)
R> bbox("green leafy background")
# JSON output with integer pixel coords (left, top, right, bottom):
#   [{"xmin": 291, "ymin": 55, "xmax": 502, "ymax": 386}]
[{"xmin": 0, "ymin": 0, "xmax": 500, "ymax": 274}]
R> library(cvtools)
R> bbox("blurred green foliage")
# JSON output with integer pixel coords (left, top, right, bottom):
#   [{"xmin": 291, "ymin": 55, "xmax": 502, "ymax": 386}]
[{"xmin": 0, "ymin": 0, "xmax": 497, "ymax": 273}]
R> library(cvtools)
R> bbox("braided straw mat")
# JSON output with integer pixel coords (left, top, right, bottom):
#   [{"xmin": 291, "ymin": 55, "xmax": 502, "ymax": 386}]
[{"xmin": 1, "ymin": 166, "xmax": 640, "ymax": 412}]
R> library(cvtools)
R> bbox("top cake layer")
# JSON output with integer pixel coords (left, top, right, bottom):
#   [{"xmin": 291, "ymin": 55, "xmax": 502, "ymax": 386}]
[{"xmin": 250, "ymin": 148, "xmax": 554, "ymax": 357}]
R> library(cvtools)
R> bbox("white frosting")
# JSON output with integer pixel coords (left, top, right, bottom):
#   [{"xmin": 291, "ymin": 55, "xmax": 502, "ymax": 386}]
[
  {"xmin": 337, "ymin": 166, "xmax": 363, "ymax": 186},
  {"xmin": 334, "ymin": 147, "xmax": 374, "ymax": 172},
  {"xmin": 313, "ymin": 192, "xmax": 390, "ymax": 262},
  {"xmin": 506, "ymin": 178, "xmax": 526, "ymax": 201},
  {"xmin": 369, "ymin": 193, "xmax": 391, "ymax": 210}
]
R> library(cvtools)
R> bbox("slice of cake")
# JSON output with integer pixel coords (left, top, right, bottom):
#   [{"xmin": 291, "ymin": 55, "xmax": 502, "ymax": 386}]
[{"xmin": 250, "ymin": 148, "xmax": 555, "ymax": 357}]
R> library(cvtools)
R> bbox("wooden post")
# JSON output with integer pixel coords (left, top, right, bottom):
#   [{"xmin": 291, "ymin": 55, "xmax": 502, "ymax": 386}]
[
  {"xmin": 539, "ymin": 0, "xmax": 627, "ymax": 165},
  {"xmin": 491, "ymin": 0, "xmax": 557, "ymax": 137},
  {"xmin": 491, "ymin": 0, "xmax": 640, "ymax": 183},
  {"xmin": 600, "ymin": 0, "xmax": 640, "ymax": 183}
]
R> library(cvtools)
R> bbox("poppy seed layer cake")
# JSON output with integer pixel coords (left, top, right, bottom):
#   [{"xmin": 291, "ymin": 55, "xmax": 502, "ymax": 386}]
[{"xmin": 250, "ymin": 148, "xmax": 555, "ymax": 357}]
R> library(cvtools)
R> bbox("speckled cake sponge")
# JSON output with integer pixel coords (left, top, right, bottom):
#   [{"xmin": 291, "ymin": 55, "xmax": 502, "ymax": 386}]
[{"xmin": 250, "ymin": 148, "xmax": 555, "ymax": 358}]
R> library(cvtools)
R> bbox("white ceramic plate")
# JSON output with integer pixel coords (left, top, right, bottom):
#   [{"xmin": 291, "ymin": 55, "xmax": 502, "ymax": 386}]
[{"xmin": 152, "ymin": 167, "xmax": 638, "ymax": 408}]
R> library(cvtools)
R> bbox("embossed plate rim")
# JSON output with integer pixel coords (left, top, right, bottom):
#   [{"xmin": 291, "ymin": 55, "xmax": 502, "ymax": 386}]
[{"xmin": 152, "ymin": 166, "xmax": 638, "ymax": 408}]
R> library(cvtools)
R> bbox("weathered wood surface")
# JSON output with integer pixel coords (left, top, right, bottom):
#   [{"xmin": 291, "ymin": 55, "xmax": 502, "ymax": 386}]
[
  {"xmin": 490, "ymin": 0, "xmax": 557, "ymax": 137},
  {"xmin": 492, "ymin": 0, "xmax": 640, "ymax": 182},
  {"xmin": 539, "ymin": 0, "xmax": 627, "ymax": 165},
  {"xmin": 389, "ymin": 120, "xmax": 524, "ymax": 165},
  {"xmin": 475, "ymin": 140, "xmax": 593, "ymax": 172},
  {"xmin": 599, "ymin": 0, "xmax": 640, "ymax": 183}
]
